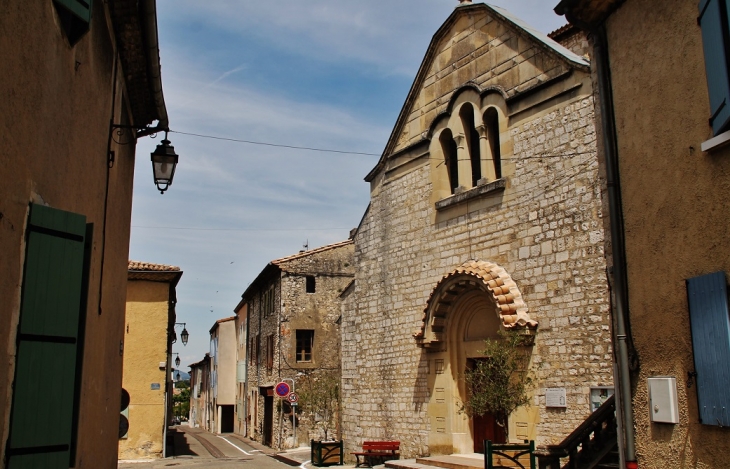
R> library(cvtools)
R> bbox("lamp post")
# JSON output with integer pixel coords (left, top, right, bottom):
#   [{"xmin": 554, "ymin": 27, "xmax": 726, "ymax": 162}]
[{"xmin": 151, "ymin": 131, "xmax": 179, "ymax": 194}]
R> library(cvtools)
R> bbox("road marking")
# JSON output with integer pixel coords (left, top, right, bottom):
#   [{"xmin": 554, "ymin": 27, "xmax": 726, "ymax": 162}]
[
  {"xmin": 217, "ymin": 436, "xmax": 254, "ymax": 455},
  {"xmin": 300, "ymin": 459, "xmax": 311, "ymax": 469}
]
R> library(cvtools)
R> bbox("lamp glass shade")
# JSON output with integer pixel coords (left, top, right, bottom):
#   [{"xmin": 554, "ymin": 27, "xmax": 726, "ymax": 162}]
[
  {"xmin": 151, "ymin": 139, "xmax": 178, "ymax": 193},
  {"xmin": 180, "ymin": 328, "xmax": 189, "ymax": 346},
  {"xmin": 175, "ymin": 355, "xmax": 181, "ymax": 367}
]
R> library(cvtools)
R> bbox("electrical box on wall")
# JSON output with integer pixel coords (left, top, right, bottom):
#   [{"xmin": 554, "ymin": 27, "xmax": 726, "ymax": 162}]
[{"xmin": 648, "ymin": 377, "xmax": 679, "ymax": 424}]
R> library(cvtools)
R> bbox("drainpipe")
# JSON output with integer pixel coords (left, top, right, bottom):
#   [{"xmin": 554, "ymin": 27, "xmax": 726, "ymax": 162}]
[{"xmin": 593, "ymin": 25, "xmax": 637, "ymax": 467}]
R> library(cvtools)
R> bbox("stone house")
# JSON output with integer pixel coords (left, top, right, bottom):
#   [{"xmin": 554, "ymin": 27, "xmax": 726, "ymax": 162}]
[
  {"xmin": 234, "ymin": 303, "xmax": 249, "ymax": 436},
  {"xmin": 189, "ymin": 354, "xmax": 212, "ymax": 430},
  {"xmin": 209, "ymin": 317, "xmax": 237, "ymax": 433},
  {"xmin": 555, "ymin": 0, "xmax": 730, "ymax": 467},
  {"xmin": 341, "ymin": 1, "xmax": 613, "ymax": 459},
  {"xmin": 119, "ymin": 261, "xmax": 183, "ymax": 460},
  {"xmin": 240, "ymin": 240, "xmax": 354, "ymax": 448},
  {"xmin": 0, "ymin": 1, "xmax": 173, "ymax": 467}
]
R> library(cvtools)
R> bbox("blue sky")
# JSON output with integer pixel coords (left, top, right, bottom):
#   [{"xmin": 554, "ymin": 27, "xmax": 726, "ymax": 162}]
[{"xmin": 129, "ymin": 1, "xmax": 569, "ymax": 367}]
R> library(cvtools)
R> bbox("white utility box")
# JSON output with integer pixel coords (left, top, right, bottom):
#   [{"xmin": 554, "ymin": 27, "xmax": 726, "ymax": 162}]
[{"xmin": 648, "ymin": 377, "xmax": 679, "ymax": 424}]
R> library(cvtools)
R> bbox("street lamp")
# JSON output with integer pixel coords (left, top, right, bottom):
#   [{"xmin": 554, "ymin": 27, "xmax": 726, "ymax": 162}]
[
  {"xmin": 151, "ymin": 131, "xmax": 179, "ymax": 194},
  {"xmin": 173, "ymin": 323, "xmax": 189, "ymax": 346},
  {"xmin": 173, "ymin": 353, "xmax": 181, "ymax": 367}
]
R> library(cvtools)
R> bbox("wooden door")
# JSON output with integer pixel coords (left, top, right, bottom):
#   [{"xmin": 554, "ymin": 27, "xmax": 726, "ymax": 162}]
[{"xmin": 473, "ymin": 412, "xmax": 506, "ymax": 453}]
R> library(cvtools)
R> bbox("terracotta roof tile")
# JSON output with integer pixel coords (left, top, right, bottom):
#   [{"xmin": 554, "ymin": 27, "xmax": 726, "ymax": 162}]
[{"xmin": 128, "ymin": 260, "xmax": 180, "ymax": 272}]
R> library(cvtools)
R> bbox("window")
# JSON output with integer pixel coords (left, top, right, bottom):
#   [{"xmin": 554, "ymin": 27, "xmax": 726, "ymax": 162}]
[
  {"xmin": 306, "ymin": 275, "xmax": 316, "ymax": 293},
  {"xmin": 53, "ymin": 0, "xmax": 93, "ymax": 46},
  {"xmin": 265, "ymin": 335, "xmax": 275, "ymax": 370},
  {"xmin": 296, "ymin": 330, "xmax": 314, "ymax": 363},
  {"xmin": 686, "ymin": 271, "xmax": 730, "ymax": 426},
  {"xmin": 460, "ymin": 103, "xmax": 482, "ymax": 186},
  {"xmin": 699, "ymin": 0, "xmax": 730, "ymax": 135},
  {"xmin": 262, "ymin": 287, "xmax": 275, "ymax": 317},
  {"xmin": 440, "ymin": 129, "xmax": 459, "ymax": 194},
  {"xmin": 484, "ymin": 108, "xmax": 502, "ymax": 179},
  {"xmin": 255, "ymin": 334, "xmax": 261, "ymax": 365}
]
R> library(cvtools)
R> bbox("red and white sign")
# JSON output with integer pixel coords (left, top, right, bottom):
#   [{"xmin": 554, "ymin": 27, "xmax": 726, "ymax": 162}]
[
  {"xmin": 287, "ymin": 392, "xmax": 299, "ymax": 404},
  {"xmin": 275, "ymin": 382, "xmax": 291, "ymax": 398}
]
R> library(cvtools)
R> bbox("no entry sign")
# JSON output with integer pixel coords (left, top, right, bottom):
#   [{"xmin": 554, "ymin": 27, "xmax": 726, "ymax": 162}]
[{"xmin": 275, "ymin": 381, "xmax": 291, "ymax": 398}]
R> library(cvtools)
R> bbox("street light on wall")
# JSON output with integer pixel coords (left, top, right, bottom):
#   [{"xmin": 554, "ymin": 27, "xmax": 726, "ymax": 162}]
[
  {"xmin": 173, "ymin": 323, "xmax": 189, "ymax": 346},
  {"xmin": 173, "ymin": 353, "xmax": 181, "ymax": 367},
  {"xmin": 150, "ymin": 131, "xmax": 179, "ymax": 194}
]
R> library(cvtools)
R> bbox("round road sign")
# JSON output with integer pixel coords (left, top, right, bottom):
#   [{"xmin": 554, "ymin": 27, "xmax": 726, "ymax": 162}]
[
  {"xmin": 287, "ymin": 392, "xmax": 299, "ymax": 404},
  {"xmin": 275, "ymin": 381, "xmax": 291, "ymax": 398}
]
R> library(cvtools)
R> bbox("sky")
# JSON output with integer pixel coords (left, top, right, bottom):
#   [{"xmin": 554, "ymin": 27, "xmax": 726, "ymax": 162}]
[{"xmin": 129, "ymin": 1, "xmax": 569, "ymax": 368}]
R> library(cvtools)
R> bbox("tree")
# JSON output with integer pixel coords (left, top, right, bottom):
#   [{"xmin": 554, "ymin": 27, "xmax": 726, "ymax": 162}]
[
  {"xmin": 173, "ymin": 381, "xmax": 190, "ymax": 419},
  {"xmin": 461, "ymin": 331, "xmax": 534, "ymax": 428},
  {"xmin": 296, "ymin": 369, "xmax": 340, "ymax": 441}
]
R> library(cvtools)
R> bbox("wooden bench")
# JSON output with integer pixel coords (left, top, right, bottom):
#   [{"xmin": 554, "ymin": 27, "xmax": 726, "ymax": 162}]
[{"xmin": 351, "ymin": 441, "xmax": 400, "ymax": 467}]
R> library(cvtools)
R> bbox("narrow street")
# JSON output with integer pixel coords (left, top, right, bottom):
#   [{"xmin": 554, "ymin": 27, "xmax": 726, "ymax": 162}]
[{"xmin": 118, "ymin": 425, "xmax": 310, "ymax": 469}]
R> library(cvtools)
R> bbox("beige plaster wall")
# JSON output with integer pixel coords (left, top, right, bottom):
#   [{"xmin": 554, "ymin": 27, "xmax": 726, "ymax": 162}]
[
  {"xmin": 342, "ymin": 5, "xmax": 612, "ymax": 459},
  {"xmin": 119, "ymin": 281, "xmax": 170, "ymax": 459},
  {"xmin": 0, "ymin": 1, "xmax": 136, "ymax": 466},
  {"xmin": 217, "ymin": 320, "xmax": 237, "ymax": 406},
  {"xmin": 603, "ymin": 0, "xmax": 730, "ymax": 467}
]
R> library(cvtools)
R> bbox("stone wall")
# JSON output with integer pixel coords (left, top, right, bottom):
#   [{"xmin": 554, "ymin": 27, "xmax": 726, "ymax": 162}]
[{"xmin": 342, "ymin": 3, "xmax": 612, "ymax": 459}]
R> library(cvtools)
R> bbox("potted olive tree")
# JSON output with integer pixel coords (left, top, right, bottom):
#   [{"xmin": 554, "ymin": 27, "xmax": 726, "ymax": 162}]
[{"xmin": 298, "ymin": 369, "xmax": 343, "ymax": 466}]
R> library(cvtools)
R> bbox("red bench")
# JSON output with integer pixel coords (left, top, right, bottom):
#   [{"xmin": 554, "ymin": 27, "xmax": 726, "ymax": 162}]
[{"xmin": 351, "ymin": 441, "xmax": 400, "ymax": 467}]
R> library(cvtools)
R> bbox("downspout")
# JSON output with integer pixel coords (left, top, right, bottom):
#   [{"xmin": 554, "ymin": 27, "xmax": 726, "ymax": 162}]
[{"xmin": 593, "ymin": 25, "xmax": 636, "ymax": 466}]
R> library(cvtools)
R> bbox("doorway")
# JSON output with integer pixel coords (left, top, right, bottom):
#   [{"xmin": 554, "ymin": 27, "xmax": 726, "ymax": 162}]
[
  {"xmin": 262, "ymin": 388, "xmax": 274, "ymax": 446},
  {"xmin": 468, "ymin": 358, "xmax": 506, "ymax": 452}
]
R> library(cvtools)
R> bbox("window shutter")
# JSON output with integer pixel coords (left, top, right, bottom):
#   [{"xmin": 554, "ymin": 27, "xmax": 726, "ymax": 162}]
[
  {"xmin": 54, "ymin": 0, "xmax": 92, "ymax": 24},
  {"xmin": 687, "ymin": 271, "xmax": 730, "ymax": 426},
  {"xmin": 7, "ymin": 204, "xmax": 88, "ymax": 468},
  {"xmin": 699, "ymin": 0, "xmax": 730, "ymax": 134}
]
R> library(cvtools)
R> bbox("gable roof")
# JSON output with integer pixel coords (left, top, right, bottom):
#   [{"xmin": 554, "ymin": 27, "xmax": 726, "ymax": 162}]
[
  {"xmin": 238, "ymin": 240, "xmax": 353, "ymax": 302},
  {"xmin": 128, "ymin": 260, "xmax": 182, "ymax": 284},
  {"xmin": 365, "ymin": 2, "xmax": 590, "ymax": 182}
]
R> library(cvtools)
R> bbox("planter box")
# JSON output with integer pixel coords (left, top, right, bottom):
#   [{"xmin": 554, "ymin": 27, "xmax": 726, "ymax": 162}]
[{"xmin": 311, "ymin": 439, "xmax": 343, "ymax": 467}]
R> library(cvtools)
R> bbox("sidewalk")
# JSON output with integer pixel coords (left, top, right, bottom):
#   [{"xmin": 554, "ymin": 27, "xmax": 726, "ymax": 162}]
[{"xmin": 224, "ymin": 436, "xmax": 366, "ymax": 469}]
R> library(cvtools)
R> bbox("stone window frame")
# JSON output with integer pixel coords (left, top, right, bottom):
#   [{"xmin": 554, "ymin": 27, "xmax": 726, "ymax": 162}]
[
  {"xmin": 429, "ymin": 87, "xmax": 510, "ymax": 210},
  {"xmin": 295, "ymin": 329, "xmax": 314, "ymax": 363}
]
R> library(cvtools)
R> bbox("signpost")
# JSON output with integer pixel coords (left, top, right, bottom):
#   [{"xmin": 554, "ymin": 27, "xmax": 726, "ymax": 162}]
[
  {"xmin": 288, "ymin": 392, "xmax": 299, "ymax": 405},
  {"xmin": 275, "ymin": 381, "xmax": 291, "ymax": 398}
]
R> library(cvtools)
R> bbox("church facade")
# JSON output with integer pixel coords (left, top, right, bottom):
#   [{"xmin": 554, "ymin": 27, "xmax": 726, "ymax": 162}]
[{"xmin": 341, "ymin": 2, "xmax": 613, "ymax": 458}]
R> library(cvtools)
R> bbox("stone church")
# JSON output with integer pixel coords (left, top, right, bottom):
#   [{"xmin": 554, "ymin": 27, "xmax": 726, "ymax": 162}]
[{"xmin": 341, "ymin": 1, "xmax": 613, "ymax": 458}]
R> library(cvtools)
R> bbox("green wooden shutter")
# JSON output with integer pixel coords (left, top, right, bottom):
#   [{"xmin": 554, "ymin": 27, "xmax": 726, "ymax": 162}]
[
  {"xmin": 6, "ymin": 204, "xmax": 88, "ymax": 469},
  {"xmin": 699, "ymin": 0, "xmax": 730, "ymax": 134},
  {"xmin": 53, "ymin": 0, "xmax": 92, "ymax": 24}
]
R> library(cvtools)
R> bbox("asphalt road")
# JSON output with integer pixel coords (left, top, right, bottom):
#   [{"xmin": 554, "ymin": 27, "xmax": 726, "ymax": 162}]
[{"xmin": 118, "ymin": 425, "xmax": 302, "ymax": 469}]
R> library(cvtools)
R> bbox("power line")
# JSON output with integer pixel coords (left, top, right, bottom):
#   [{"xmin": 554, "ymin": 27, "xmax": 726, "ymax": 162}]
[
  {"xmin": 131, "ymin": 226, "xmax": 351, "ymax": 232},
  {"xmin": 169, "ymin": 130, "xmax": 381, "ymax": 157}
]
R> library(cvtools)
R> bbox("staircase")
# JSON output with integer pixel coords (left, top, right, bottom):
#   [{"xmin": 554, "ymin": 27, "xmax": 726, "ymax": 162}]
[{"xmin": 534, "ymin": 395, "xmax": 618, "ymax": 469}]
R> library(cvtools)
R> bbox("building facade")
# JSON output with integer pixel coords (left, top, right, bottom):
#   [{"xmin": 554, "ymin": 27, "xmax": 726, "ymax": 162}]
[
  {"xmin": 234, "ymin": 303, "xmax": 249, "ymax": 436},
  {"xmin": 241, "ymin": 240, "xmax": 354, "ymax": 448},
  {"xmin": 209, "ymin": 317, "xmax": 237, "ymax": 433},
  {"xmin": 0, "ymin": 1, "xmax": 171, "ymax": 467},
  {"xmin": 189, "ymin": 355, "xmax": 212, "ymax": 430},
  {"xmin": 119, "ymin": 261, "xmax": 182, "ymax": 460},
  {"xmin": 555, "ymin": 0, "xmax": 730, "ymax": 467},
  {"xmin": 341, "ymin": 1, "xmax": 613, "ymax": 459}
]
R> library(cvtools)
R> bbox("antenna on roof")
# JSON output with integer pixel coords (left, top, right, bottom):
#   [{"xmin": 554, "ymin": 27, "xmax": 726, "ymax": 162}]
[{"xmin": 302, "ymin": 240, "xmax": 309, "ymax": 252}]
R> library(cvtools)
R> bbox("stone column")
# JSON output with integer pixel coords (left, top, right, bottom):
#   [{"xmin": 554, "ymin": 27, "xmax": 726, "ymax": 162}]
[
  {"xmin": 453, "ymin": 133, "xmax": 471, "ymax": 191},
  {"xmin": 476, "ymin": 124, "xmax": 496, "ymax": 182}
]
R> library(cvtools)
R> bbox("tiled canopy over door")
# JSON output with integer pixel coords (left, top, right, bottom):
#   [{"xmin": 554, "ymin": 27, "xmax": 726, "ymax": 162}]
[{"xmin": 6, "ymin": 204, "xmax": 89, "ymax": 469}]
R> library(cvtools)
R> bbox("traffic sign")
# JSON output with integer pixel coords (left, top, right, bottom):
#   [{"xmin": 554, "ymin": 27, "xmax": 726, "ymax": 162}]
[
  {"xmin": 275, "ymin": 381, "xmax": 291, "ymax": 398},
  {"xmin": 288, "ymin": 392, "xmax": 299, "ymax": 404}
]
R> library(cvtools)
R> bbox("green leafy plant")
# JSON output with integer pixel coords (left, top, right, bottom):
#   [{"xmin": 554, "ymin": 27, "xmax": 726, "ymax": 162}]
[
  {"xmin": 297, "ymin": 368, "xmax": 340, "ymax": 441},
  {"xmin": 461, "ymin": 331, "xmax": 534, "ymax": 428}
]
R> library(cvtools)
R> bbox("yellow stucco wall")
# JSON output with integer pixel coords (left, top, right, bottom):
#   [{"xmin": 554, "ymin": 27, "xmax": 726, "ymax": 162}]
[
  {"xmin": 119, "ymin": 280, "xmax": 171, "ymax": 460},
  {"xmin": 0, "ymin": 1, "xmax": 136, "ymax": 466},
  {"xmin": 603, "ymin": 0, "xmax": 730, "ymax": 467}
]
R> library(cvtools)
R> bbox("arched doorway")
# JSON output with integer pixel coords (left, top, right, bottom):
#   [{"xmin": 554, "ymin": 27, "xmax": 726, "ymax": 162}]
[{"xmin": 416, "ymin": 260, "xmax": 537, "ymax": 454}]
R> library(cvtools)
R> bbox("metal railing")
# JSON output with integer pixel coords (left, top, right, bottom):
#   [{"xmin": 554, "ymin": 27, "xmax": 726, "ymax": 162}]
[{"xmin": 485, "ymin": 440, "xmax": 536, "ymax": 469}]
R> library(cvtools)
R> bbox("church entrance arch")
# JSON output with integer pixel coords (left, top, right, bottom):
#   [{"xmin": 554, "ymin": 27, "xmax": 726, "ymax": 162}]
[{"xmin": 415, "ymin": 260, "xmax": 537, "ymax": 455}]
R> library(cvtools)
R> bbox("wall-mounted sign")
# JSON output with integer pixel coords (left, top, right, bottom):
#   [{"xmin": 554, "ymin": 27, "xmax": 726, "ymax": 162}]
[
  {"xmin": 151, "ymin": 383, "xmax": 161, "ymax": 390},
  {"xmin": 590, "ymin": 387, "xmax": 614, "ymax": 412},
  {"xmin": 545, "ymin": 387, "xmax": 567, "ymax": 408}
]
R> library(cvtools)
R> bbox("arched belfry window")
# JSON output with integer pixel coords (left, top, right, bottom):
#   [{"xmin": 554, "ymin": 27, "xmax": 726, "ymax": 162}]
[
  {"xmin": 459, "ymin": 104, "xmax": 482, "ymax": 187},
  {"xmin": 440, "ymin": 129, "xmax": 459, "ymax": 194},
  {"xmin": 484, "ymin": 108, "xmax": 502, "ymax": 179}
]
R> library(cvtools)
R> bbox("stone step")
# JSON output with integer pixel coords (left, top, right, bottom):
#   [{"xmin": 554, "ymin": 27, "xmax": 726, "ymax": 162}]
[
  {"xmin": 414, "ymin": 455, "xmax": 484, "ymax": 469},
  {"xmin": 386, "ymin": 459, "xmax": 443, "ymax": 469}
]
